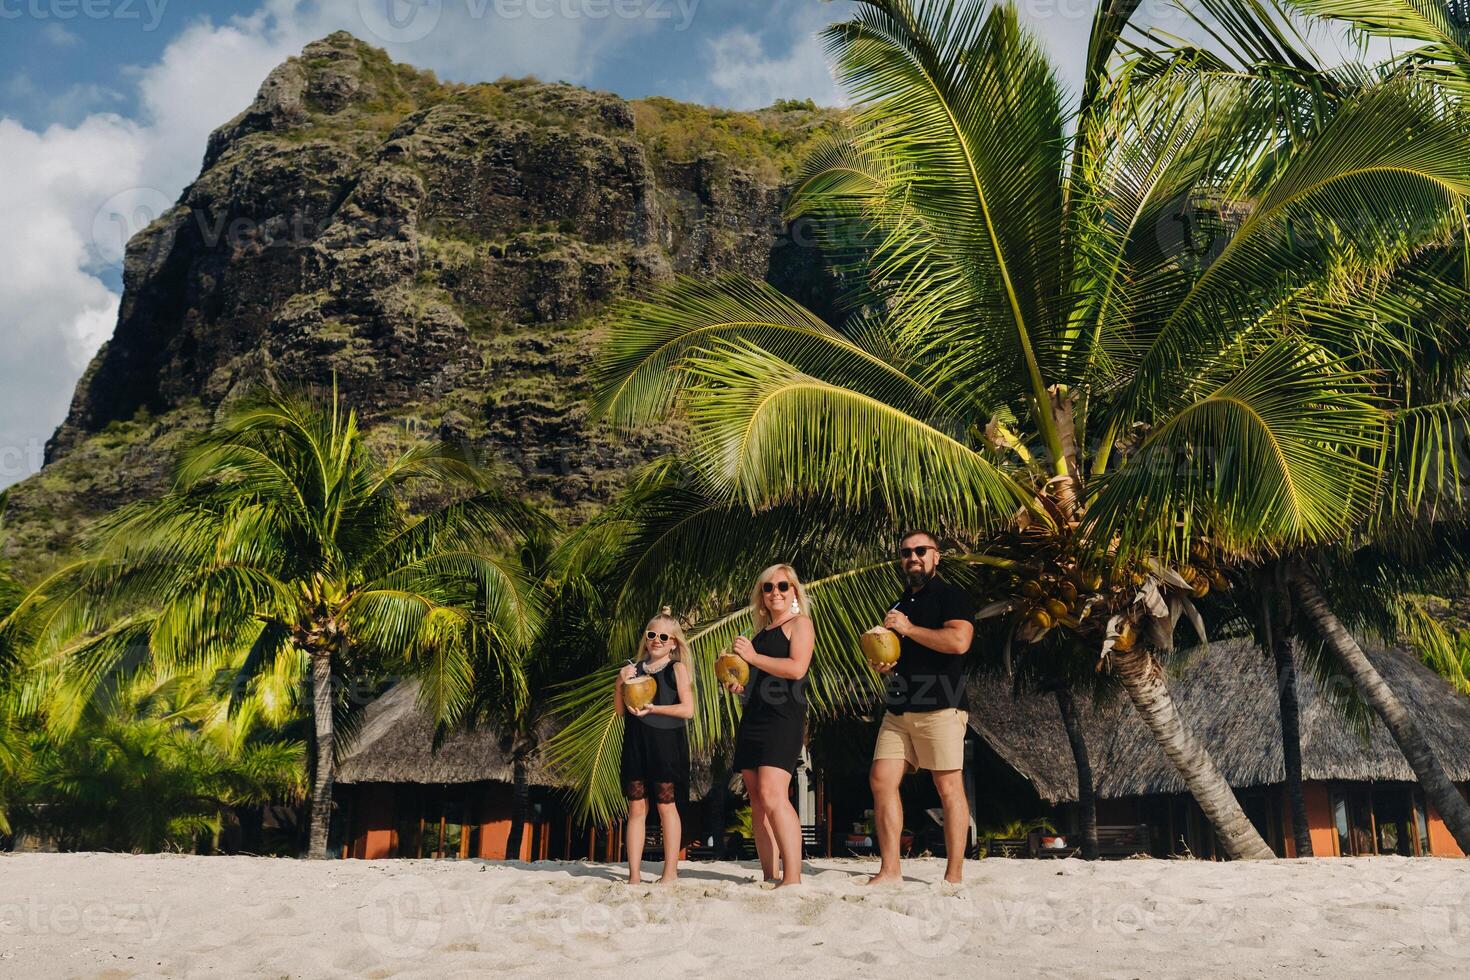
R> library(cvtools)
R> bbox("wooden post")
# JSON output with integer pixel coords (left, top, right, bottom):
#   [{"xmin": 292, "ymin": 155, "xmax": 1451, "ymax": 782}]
[{"xmin": 1368, "ymin": 788, "xmax": 1380, "ymax": 855}]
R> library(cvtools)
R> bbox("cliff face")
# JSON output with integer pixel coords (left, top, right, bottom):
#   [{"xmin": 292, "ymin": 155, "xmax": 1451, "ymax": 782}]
[{"xmin": 6, "ymin": 32, "xmax": 842, "ymax": 574}]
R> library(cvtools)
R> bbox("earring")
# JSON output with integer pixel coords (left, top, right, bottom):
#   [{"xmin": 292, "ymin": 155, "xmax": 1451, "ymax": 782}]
[{"xmin": 790, "ymin": 598, "xmax": 801, "ymax": 614}]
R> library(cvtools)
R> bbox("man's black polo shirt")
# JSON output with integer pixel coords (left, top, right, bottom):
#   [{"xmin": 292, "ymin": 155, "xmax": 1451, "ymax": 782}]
[{"xmin": 883, "ymin": 575, "xmax": 975, "ymax": 714}]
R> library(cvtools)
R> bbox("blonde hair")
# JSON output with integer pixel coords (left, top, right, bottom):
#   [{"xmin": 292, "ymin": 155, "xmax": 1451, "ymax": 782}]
[
  {"xmin": 636, "ymin": 606, "xmax": 689, "ymax": 664},
  {"xmin": 749, "ymin": 563, "xmax": 808, "ymax": 631}
]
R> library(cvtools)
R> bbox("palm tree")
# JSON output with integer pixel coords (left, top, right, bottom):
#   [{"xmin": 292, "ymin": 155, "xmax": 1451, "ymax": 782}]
[
  {"xmin": 1226, "ymin": 0, "xmax": 1470, "ymax": 859},
  {"xmin": 0, "ymin": 490, "xmax": 27, "ymax": 837},
  {"xmin": 18, "ymin": 663, "xmax": 306, "ymax": 853},
  {"xmin": 5, "ymin": 389, "xmax": 545, "ymax": 857},
  {"xmin": 587, "ymin": 0, "xmax": 1470, "ymax": 858}
]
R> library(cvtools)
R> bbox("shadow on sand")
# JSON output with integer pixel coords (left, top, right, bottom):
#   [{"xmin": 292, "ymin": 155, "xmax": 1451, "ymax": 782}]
[{"xmin": 472, "ymin": 858, "xmax": 883, "ymax": 884}]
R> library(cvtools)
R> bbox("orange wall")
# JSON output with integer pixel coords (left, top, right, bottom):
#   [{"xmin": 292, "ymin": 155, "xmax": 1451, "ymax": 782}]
[
  {"xmin": 1426, "ymin": 788, "xmax": 1467, "ymax": 857},
  {"xmin": 474, "ymin": 788, "xmax": 534, "ymax": 860},
  {"xmin": 350, "ymin": 785, "xmax": 397, "ymax": 860},
  {"xmin": 1287, "ymin": 783, "xmax": 1339, "ymax": 858}
]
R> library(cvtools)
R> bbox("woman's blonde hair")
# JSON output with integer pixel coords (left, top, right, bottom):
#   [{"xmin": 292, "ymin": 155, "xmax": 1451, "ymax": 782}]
[
  {"xmin": 749, "ymin": 563, "xmax": 808, "ymax": 631},
  {"xmin": 636, "ymin": 606, "xmax": 689, "ymax": 664}
]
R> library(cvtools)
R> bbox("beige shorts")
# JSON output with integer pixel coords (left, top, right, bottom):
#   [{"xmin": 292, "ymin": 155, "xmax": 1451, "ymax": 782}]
[{"xmin": 873, "ymin": 708, "xmax": 968, "ymax": 772}]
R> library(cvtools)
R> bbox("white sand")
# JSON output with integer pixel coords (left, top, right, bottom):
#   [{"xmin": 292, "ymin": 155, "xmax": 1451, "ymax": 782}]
[{"xmin": 1, "ymin": 853, "xmax": 1467, "ymax": 978}]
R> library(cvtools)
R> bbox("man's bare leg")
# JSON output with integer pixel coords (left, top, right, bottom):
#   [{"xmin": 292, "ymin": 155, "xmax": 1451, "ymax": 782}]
[
  {"xmin": 866, "ymin": 758, "xmax": 907, "ymax": 885},
  {"xmin": 932, "ymin": 768, "xmax": 969, "ymax": 884}
]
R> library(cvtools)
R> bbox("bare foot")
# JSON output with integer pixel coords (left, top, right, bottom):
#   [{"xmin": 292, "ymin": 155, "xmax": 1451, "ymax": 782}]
[
  {"xmin": 657, "ymin": 874, "xmax": 678, "ymax": 885},
  {"xmin": 864, "ymin": 870, "xmax": 903, "ymax": 887},
  {"xmin": 626, "ymin": 873, "xmax": 642, "ymax": 885},
  {"xmin": 774, "ymin": 879, "xmax": 803, "ymax": 889}
]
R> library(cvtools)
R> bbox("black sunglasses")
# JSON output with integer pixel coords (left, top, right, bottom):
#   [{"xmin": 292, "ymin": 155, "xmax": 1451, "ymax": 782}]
[
  {"xmin": 645, "ymin": 631, "xmax": 671, "ymax": 642},
  {"xmin": 761, "ymin": 580, "xmax": 792, "ymax": 594},
  {"xmin": 899, "ymin": 545, "xmax": 934, "ymax": 559}
]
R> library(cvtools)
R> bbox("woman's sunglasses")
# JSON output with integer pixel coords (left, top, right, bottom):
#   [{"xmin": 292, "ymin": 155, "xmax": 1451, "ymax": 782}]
[
  {"xmin": 761, "ymin": 580, "xmax": 792, "ymax": 594},
  {"xmin": 899, "ymin": 546, "xmax": 933, "ymax": 559},
  {"xmin": 645, "ymin": 631, "xmax": 671, "ymax": 642}
]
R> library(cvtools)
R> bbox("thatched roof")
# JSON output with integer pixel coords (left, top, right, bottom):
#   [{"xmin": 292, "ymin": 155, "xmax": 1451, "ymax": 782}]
[
  {"xmin": 336, "ymin": 679, "xmax": 561, "ymax": 787},
  {"xmin": 965, "ymin": 681, "xmax": 1092, "ymax": 804},
  {"xmin": 967, "ymin": 638, "xmax": 1470, "ymax": 803}
]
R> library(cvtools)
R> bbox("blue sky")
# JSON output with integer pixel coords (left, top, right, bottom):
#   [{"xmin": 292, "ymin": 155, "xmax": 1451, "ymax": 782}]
[{"xmin": 0, "ymin": 0, "xmax": 1372, "ymax": 488}]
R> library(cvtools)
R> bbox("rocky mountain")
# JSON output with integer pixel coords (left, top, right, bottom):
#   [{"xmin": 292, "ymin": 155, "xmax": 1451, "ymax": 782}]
[{"xmin": 4, "ymin": 32, "xmax": 843, "ymax": 576}]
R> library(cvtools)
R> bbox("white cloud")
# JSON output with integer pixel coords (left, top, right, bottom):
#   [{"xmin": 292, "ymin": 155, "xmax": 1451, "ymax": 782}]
[
  {"xmin": 0, "ymin": 114, "xmax": 142, "ymax": 483},
  {"xmin": 704, "ymin": 4, "xmax": 845, "ymax": 109},
  {"xmin": 41, "ymin": 22, "xmax": 82, "ymax": 47}
]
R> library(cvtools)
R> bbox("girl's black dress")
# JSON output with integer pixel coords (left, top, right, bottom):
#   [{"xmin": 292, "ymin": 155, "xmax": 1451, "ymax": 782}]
[
  {"xmin": 731, "ymin": 622, "xmax": 808, "ymax": 774},
  {"xmin": 620, "ymin": 662, "xmax": 690, "ymax": 805}
]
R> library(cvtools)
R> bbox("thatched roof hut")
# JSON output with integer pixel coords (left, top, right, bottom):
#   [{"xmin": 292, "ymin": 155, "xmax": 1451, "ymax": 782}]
[
  {"xmin": 967, "ymin": 638, "xmax": 1470, "ymax": 804},
  {"xmin": 336, "ymin": 679, "xmax": 561, "ymax": 787}
]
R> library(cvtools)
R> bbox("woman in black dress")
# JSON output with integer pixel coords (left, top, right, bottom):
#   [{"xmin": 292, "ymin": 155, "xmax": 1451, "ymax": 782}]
[
  {"xmin": 726, "ymin": 564, "xmax": 814, "ymax": 887},
  {"xmin": 617, "ymin": 608, "xmax": 694, "ymax": 885}
]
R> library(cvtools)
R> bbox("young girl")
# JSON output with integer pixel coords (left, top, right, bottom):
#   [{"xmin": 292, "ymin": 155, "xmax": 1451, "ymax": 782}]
[
  {"xmin": 725, "ymin": 564, "xmax": 814, "ymax": 887},
  {"xmin": 616, "ymin": 608, "xmax": 695, "ymax": 885}
]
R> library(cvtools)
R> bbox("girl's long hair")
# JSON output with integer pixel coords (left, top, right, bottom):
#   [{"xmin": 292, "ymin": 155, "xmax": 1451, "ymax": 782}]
[
  {"xmin": 749, "ymin": 563, "xmax": 808, "ymax": 631},
  {"xmin": 635, "ymin": 606, "xmax": 690, "ymax": 664}
]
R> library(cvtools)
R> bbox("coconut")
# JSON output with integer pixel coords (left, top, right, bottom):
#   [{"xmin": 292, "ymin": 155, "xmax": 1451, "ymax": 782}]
[
  {"xmin": 623, "ymin": 674, "xmax": 657, "ymax": 711},
  {"xmin": 859, "ymin": 625, "xmax": 902, "ymax": 666},
  {"xmin": 714, "ymin": 651, "xmax": 749, "ymax": 687}
]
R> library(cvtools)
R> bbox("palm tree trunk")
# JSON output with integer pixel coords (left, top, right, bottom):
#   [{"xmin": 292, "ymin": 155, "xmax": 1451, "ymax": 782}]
[
  {"xmin": 1110, "ymin": 645, "xmax": 1275, "ymax": 860},
  {"xmin": 306, "ymin": 649, "xmax": 335, "ymax": 859},
  {"xmin": 504, "ymin": 752, "xmax": 530, "ymax": 861},
  {"xmin": 1054, "ymin": 688, "xmax": 1098, "ymax": 860},
  {"xmin": 1256, "ymin": 568, "xmax": 1312, "ymax": 857},
  {"xmin": 1268, "ymin": 632, "xmax": 1314, "ymax": 858},
  {"xmin": 1289, "ymin": 567, "xmax": 1470, "ymax": 854}
]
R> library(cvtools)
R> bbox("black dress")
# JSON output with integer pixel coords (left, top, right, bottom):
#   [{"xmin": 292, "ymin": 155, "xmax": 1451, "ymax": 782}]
[
  {"xmin": 620, "ymin": 662, "xmax": 690, "ymax": 805},
  {"xmin": 731, "ymin": 622, "xmax": 808, "ymax": 774}
]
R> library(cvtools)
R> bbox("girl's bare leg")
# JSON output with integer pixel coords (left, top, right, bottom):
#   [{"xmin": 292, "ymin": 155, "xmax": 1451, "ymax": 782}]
[
  {"xmin": 625, "ymin": 792, "xmax": 648, "ymax": 884},
  {"xmin": 655, "ymin": 795, "xmax": 681, "ymax": 884}
]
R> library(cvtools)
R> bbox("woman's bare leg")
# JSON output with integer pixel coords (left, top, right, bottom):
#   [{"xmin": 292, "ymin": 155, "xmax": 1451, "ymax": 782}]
[
  {"xmin": 625, "ymin": 792, "xmax": 647, "ymax": 884},
  {"xmin": 757, "ymin": 767, "xmax": 803, "ymax": 887},
  {"xmin": 655, "ymin": 794, "xmax": 681, "ymax": 884},
  {"xmin": 742, "ymin": 769, "xmax": 778, "ymax": 881}
]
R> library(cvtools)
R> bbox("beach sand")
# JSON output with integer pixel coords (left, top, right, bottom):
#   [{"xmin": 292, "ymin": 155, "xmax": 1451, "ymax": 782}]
[{"xmin": 1, "ymin": 852, "xmax": 1467, "ymax": 977}]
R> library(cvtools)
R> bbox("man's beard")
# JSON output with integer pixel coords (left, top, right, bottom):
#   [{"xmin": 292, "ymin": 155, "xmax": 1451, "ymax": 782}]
[{"xmin": 904, "ymin": 565, "xmax": 934, "ymax": 590}]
